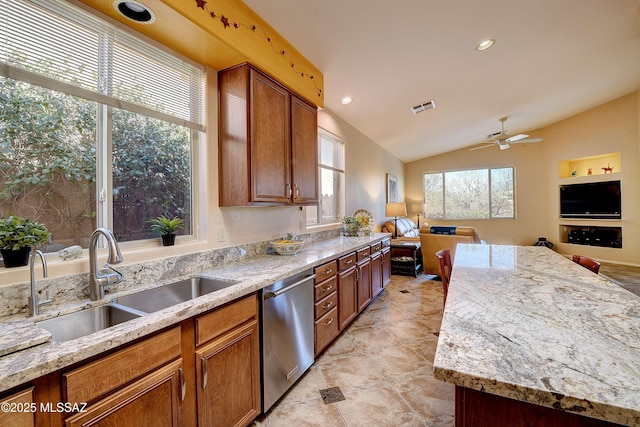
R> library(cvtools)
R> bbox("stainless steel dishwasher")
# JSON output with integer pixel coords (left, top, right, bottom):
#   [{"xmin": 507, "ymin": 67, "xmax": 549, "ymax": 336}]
[{"xmin": 261, "ymin": 269, "xmax": 315, "ymax": 412}]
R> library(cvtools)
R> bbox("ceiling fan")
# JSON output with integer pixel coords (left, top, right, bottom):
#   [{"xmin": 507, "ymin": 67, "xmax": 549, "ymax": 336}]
[{"xmin": 470, "ymin": 117, "xmax": 543, "ymax": 151}]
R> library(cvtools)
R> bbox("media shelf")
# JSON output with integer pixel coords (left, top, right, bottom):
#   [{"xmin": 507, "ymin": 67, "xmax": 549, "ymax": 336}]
[
  {"xmin": 559, "ymin": 225, "xmax": 622, "ymax": 248},
  {"xmin": 558, "ymin": 152, "xmax": 620, "ymax": 179}
]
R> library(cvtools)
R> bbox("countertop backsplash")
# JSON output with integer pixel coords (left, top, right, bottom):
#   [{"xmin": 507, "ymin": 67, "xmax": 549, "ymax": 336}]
[{"xmin": 0, "ymin": 229, "xmax": 340, "ymax": 320}]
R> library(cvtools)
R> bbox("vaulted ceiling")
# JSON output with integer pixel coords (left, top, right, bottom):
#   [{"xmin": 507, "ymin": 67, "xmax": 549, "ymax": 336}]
[{"xmin": 243, "ymin": 0, "xmax": 640, "ymax": 162}]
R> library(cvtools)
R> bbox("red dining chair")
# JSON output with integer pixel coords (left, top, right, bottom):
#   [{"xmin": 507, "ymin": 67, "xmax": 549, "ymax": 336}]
[
  {"xmin": 436, "ymin": 249, "xmax": 452, "ymax": 307},
  {"xmin": 572, "ymin": 255, "xmax": 601, "ymax": 274}
]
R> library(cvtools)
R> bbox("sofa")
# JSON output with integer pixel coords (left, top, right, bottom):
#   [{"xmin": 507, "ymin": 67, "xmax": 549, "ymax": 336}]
[
  {"xmin": 419, "ymin": 226, "xmax": 482, "ymax": 275},
  {"xmin": 383, "ymin": 217, "xmax": 420, "ymax": 240}
]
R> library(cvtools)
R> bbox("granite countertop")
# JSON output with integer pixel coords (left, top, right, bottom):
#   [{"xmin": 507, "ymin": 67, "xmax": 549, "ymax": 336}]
[
  {"xmin": 0, "ymin": 233, "xmax": 389, "ymax": 393},
  {"xmin": 433, "ymin": 244, "xmax": 640, "ymax": 426}
]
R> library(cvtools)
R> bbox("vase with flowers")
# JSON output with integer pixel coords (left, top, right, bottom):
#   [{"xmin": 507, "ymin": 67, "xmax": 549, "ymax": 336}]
[{"xmin": 340, "ymin": 216, "xmax": 362, "ymax": 237}]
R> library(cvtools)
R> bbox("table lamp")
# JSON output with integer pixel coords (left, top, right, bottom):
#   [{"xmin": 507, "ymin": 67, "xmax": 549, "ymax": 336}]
[
  {"xmin": 385, "ymin": 202, "xmax": 407, "ymax": 239},
  {"xmin": 410, "ymin": 203, "xmax": 427, "ymax": 228}
]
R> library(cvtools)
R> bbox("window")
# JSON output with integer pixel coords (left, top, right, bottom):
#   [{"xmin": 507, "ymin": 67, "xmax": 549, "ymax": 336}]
[
  {"xmin": 423, "ymin": 167, "xmax": 514, "ymax": 219},
  {"xmin": 306, "ymin": 129, "xmax": 345, "ymax": 226},
  {"xmin": 0, "ymin": 0, "xmax": 205, "ymax": 251}
]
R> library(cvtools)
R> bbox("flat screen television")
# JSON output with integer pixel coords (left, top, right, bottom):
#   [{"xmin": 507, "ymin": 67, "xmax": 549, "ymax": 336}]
[{"xmin": 560, "ymin": 180, "xmax": 621, "ymax": 219}]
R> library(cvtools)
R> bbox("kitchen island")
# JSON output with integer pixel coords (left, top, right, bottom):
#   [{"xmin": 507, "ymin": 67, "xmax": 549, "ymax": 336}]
[{"xmin": 433, "ymin": 244, "xmax": 640, "ymax": 427}]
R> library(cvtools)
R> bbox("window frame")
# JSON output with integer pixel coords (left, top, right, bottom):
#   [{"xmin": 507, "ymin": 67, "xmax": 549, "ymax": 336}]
[
  {"xmin": 0, "ymin": 0, "xmax": 205, "ymax": 250},
  {"xmin": 306, "ymin": 128, "xmax": 345, "ymax": 228},
  {"xmin": 423, "ymin": 166, "xmax": 516, "ymax": 220}
]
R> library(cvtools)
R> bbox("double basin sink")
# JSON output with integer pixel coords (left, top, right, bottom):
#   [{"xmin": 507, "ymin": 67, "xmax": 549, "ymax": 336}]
[{"xmin": 36, "ymin": 277, "xmax": 239, "ymax": 342}]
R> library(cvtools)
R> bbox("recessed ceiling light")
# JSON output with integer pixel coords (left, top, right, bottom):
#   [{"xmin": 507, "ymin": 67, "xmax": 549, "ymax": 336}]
[
  {"xmin": 475, "ymin": 38, "xmax": 495, "ymax": 51},
  {"xmin": 113, "ymin": 1, "xmax": 156, "ymax": 24},
  {"xmin": 341, "ymin": 96, "xmax": 353, "ymax": 105}
]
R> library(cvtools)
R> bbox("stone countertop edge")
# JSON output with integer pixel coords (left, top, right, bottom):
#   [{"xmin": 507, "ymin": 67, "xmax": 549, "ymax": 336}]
[
  {"xmin": 0, "ymin": 233, "xmax": 390, "ymax": 393},
  {"xmin": 432, "ymin": 244, "xmax": 640, "ymax": 427}
]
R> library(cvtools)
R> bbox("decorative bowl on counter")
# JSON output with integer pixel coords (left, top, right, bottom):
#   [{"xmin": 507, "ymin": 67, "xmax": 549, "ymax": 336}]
[{"xmin": 270, "ymin": 239, "xmax": 305, "ymax": 255}]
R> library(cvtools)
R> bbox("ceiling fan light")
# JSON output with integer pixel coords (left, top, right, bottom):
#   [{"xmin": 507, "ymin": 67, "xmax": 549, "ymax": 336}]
[{"xmin": 499, "ymin": 142, "xmax": 510, "ymax": 150}]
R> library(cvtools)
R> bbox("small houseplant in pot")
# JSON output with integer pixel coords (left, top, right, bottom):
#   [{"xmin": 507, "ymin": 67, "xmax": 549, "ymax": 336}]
[
  {"xmin": 148, "ymin": 215, "xmax": 184, "ymax": 246},
  {"xmin": 0, "ymin": 215, "xmax": 51, "ymax": 267},
  {"xmin": 340, "ymin": 216, "xmax": 362, "ymax": 237}
]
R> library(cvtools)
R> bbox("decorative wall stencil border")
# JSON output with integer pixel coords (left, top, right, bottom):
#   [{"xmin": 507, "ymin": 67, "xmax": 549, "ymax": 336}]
[{"xmin": 194, "ymin": 0, "xmax": 322, "ymax": 99}]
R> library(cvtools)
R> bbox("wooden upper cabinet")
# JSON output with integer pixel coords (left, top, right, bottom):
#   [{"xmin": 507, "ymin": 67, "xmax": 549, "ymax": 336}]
[
  {"xmin": 291, "ymin": 95, "xmax": 318, "ymax": 204},
  {"xmin": 219, "ymin": 63, "xmax": 318, "ymax": 207},
  {"xmin": 250, "ymin": 70, "xmax": 291, "ymax": 204}
]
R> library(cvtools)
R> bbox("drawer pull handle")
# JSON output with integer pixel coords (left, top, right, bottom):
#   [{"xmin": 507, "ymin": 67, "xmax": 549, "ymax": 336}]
[
  {"xmin": 324, "ymin": 317, "xmax": 334, "ymax": 326},
  {"xmin": 324, "ymin": 269, "xmax": 333, "ymax": 275},
  {"xmin": 322, "ymin": 301, "xmax": 333, "ymax": 309},
  {"xmin": 179, "ymin": 368, "xmax": 186, "ymax": 401},
  {"xmin": 201, "ymin": 357, "xmax": 208, "ymax": 389},
  {"xmin": 324, "ymin": 285, "xmax": 333, "ymax": 292},
  {"xmin": 346, "ymin": 259, "xmax": 353, "ymax": 264}
]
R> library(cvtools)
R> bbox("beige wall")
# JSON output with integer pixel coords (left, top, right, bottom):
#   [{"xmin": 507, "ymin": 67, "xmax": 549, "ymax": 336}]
[{"xmin": 405, "ymin": 91, "xmax": 639, "ymax": 265}]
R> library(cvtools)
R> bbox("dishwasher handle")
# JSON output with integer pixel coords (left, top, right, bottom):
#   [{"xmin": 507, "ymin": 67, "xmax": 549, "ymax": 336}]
[{"xmin": 264, "ymin": 274, "xmax": 316, "ymax": 299}]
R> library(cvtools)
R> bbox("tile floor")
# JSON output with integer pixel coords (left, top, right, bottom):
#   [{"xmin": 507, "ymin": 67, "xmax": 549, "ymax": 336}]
[
  {"xmin": 253, "ymin": 263, "xmax": 640, "ymax": 427},
  {"xmin": 253, "ymin": 273, "xmax": 454, "ymax": 427}
]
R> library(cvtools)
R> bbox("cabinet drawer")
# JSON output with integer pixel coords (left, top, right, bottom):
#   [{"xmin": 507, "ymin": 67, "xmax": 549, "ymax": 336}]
[
  {"xmin": 314, "ymin": 291, "xmax": 338, "ymax": 319},
  {"xmin": 64, "ymin": 327, "xmax": 181, "ymax": 404},
  {"xmin": 314, "ymin": 260, "xmax": 337, "ymax": 283},
  {"xmin": 357, "ymin": 247, "xmax": 371, "ymax": 261},
  {"xmin": 314, "ymin": 276, "xmax": 337, "ymax": 302},
  {"xmin": 370, "ymin": 242, "xmax": 381, "ymax": 253},
  {"xmin": 314, "ymin": 307, "xmax": 340, "ymax": 355},
  {"xmin": 338, "ymin": 253, "xmax": 357, "ymax": 271},
  {"xmin": 196, "ymin": 293, "xmax": 257, "ymax": 346}
]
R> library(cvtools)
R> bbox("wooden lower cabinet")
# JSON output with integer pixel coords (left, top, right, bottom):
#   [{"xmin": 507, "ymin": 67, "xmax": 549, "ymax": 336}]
[
  {"xmin": 370, "ymin": 251, "xmax": 382, "ymax": 299},
  {"xmin": 0, "ymin": 387, "xmax": 36, "ymax": 427},
  {"xmin": 338, "ymin": 266, "xmax": 358, "ymax": 330},
  {"xmin": 356, "ymin": 258, "xmax": 372, "ymax": 313},
  {"xmin": 455, "ymin": 386, "xmax": 624, "ymax": 427},
  {"xmin": 315, "ymin": 306, "xmax": 340, "ymax": 354},
  {"xmin": 381, "ymin": 246, "xmax": 392, "ymax": 288},
  {"xmin": 195, "ymin": 294, "xmax": 260, "ymax": 427},
  {"xmin": 65, "ymin": 359, "xmax": 184, "ymax": 427}
]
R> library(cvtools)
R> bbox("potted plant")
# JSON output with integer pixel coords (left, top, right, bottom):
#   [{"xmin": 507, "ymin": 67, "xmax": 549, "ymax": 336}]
[
  {"xmin": 340, "ymin": 216, "xmax": 362, "ymax": 237},
  {"xmin": 148, "ymin": 215, "xmax": 184, "ymax": 246},
  {"xmin": 0, "ymin": 215, "xmax": 51, "ymax": 267}
]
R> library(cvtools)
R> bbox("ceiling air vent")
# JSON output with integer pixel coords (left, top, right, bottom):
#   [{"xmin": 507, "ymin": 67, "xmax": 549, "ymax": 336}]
[{"xmin": 411, "ymin": 99, "xmax": 436, "ymax": 115}]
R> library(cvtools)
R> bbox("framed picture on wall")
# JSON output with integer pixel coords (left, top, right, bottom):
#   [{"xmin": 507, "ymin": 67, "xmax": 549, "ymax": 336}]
[{"xmin": 387, "ymin": 173, "xmax": 398, "ymax": 203}]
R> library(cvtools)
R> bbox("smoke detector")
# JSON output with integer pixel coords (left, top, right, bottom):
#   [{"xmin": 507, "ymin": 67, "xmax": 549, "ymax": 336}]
[{"xmin": 411, "ymin": 99, "xmax": 436, "ymax": 115}]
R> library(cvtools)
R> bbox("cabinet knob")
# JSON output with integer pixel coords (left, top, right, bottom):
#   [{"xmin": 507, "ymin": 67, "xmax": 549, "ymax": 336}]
[
  {"xmin": 324, "ymin": 285, "xmax": 333, "ymax": 292},
  {"xmin": 322, "ymin": 301, "xmax": 333, "ymax": 310}
]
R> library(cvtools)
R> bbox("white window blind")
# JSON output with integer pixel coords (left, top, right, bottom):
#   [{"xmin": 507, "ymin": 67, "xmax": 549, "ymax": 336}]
[{"xmin": 0, "ymin": 0, "xmax": 205, "ymax": 131}]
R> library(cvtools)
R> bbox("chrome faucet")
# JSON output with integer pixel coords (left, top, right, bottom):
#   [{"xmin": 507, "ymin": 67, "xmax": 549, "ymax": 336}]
[
  {"xmin": 89, "ymin": 228, "xmax": 124, "ymax": 300},
  {"xmin": 28, "ymin": 250, "xmax": 51, "ymax": 316}
]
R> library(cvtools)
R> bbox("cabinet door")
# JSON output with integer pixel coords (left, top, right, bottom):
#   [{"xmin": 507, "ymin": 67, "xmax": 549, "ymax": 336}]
[
  {"xmin": 291, "ymin": 95, "xmax": 318, "ymax": 204},
  {"xmin": 250, "ymin": 69, "xmax": 291, "ymax": 204},
  {"xmin": 370, "ymin": 252, "xmax": 382, "ymax": 300},
  {"xmin": 65, "ymin": 359, "xmax": 184, "ymax": 427},
  {"xmin": 196, "ymin": 321, "xmax": 260, "ymax": 427},
  {"xmin": 0, "ymin": 387, "xmax": 35, "ymax": 427},
  {"xmin": 338, "ymin": 266, "xmax": 358, "ymax": 330},
  {"xmin": 357, "ymin": 259, "xmax": 372, "ymax": 313},
  {"xmin": 381, "ymin": 247, "xmax": 391, "ymax": 288}
]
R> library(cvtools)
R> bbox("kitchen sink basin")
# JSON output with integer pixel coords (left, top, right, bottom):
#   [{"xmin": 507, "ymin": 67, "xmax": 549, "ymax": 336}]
[
  {"xmin": 37, "ymin": 303, "xmax": 144, "ymax": 342},
  {"xmin": 113, "ymin": 277, "xmax": 239, "ymax": 313}
]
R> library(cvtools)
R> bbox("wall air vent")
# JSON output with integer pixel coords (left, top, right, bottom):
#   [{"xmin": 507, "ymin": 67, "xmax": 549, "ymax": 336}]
[{"xmin": 411, "ymin": 99, "xmax": 436, "ymax": 115}]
